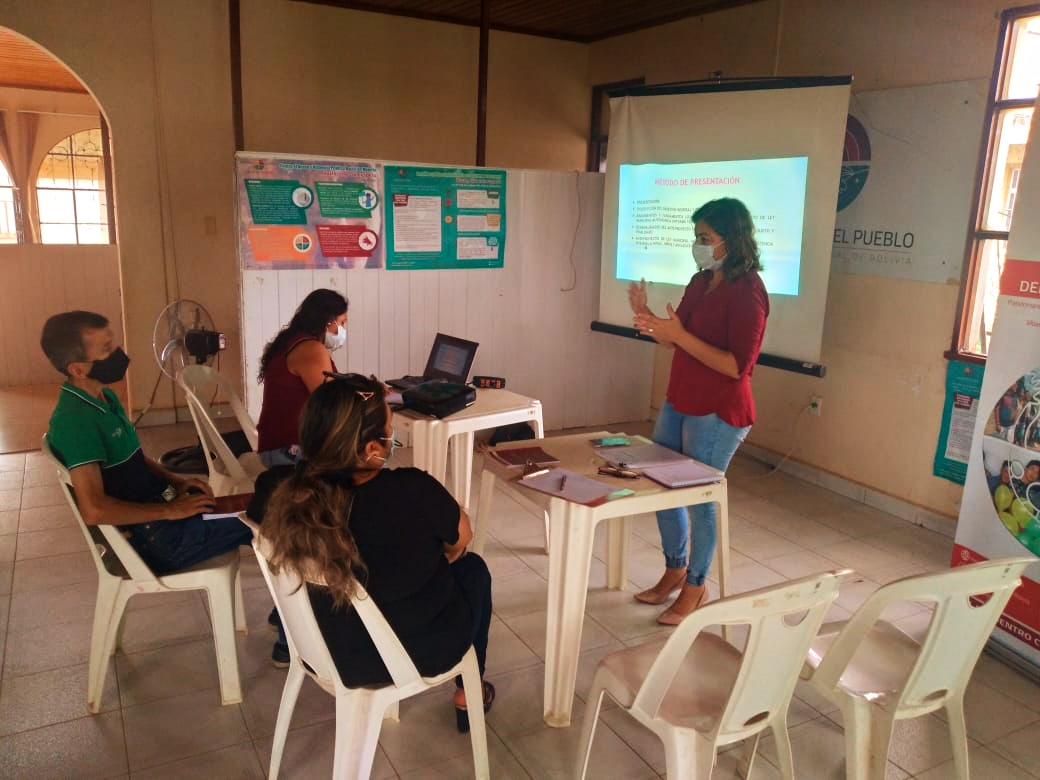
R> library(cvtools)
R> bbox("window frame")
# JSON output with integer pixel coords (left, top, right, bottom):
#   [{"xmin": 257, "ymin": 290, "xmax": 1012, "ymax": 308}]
[
  {"xmin": 35, "ymin": 127, "xmax": 111, "ymax": 245},
  {"xmin": 950, "ymin": 3, "xmax": 1040, "ymax": 363}
]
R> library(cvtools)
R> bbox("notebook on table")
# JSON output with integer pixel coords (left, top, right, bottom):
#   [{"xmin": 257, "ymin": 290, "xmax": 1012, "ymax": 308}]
[
  {"xmin": 386, "ymin": 333, "xmax": 479, "ymax": 390},
  {"xmin": 593, "ymin": 437, "xmax": 691, "ymax": 469},
  {"xmin": 640, "ymin": 460, "xmax": 724, "ymax": 489}
]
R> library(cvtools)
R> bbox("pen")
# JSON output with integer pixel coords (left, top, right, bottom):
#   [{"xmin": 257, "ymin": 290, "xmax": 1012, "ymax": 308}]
[{"xmin": 560, "ymin": 475, "xmax": 568, "ymax": 490}]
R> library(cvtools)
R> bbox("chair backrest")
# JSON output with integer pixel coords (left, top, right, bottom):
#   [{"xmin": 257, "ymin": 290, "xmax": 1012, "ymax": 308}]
[
  {"xmin": 633, "ymin": 570, "xmax": 846, "ymax": 743},
  {"xmin": 40, "ymin": 435, "xmax": 157, "ymax": 583},
  {"xmin": 808, "ymin": 557, "xmax": 1034, "ymax": 714},
  {"xmin": 251, "ymin": 532, "xmax": 426, "ymax": 691},
  {"xmin": 177, "ymin": 366, "xmax": 260, "ymax": 490},
  {"xmin": 179, "ymin": 364, "xmax": 259, "ymax": 451}
]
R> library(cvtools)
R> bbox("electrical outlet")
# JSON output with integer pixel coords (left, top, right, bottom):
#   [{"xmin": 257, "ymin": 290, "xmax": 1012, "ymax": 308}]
[{"xmin": 808, "ymin": 395, "xmax": 822, "ymax": 416}]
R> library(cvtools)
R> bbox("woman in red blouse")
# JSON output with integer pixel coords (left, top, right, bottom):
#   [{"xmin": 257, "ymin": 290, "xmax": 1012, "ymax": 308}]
[{"xmin": 629, "ymin": 198, "xmax": 769, "ymax": 624}]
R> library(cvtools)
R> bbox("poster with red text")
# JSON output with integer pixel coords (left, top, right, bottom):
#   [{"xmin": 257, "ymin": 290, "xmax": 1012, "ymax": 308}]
[
  {"xmin": 954, "ymin": 110, "xmax": 1040, "ymax": 669},
  {"xmin": 236, "ymin": 153, "xmax": 383, "ymax": 270}
]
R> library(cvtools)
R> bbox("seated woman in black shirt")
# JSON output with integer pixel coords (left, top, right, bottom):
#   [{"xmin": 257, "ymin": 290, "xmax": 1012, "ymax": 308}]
[{"xmin": 259, "ymin": 373, "xmax": 494, "ymax": 732}]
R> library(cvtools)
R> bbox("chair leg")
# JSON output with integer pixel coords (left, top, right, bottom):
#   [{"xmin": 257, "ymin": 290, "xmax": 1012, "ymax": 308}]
[
  {"xmin": 268, "ymin": 664, "xmax": 305, "ymax": 780},
  {"xmin": 770, "ymin": 717, "xmax": 797, "ymax": 780},
  {"xmin": 234, "ymin": 567, "xmax": 247, "ymax": 634},
  {"xmin": 946, "ymin": 698, "xmax": 971, "ymax": 780},
  {"xmin": 332, "ymin": 690, "xmax": 386, "ymax": 780},
  {"xmin": 842, "ymin": 700, "xmax": 894, "ymax": 780},
  {"xmin": 575, "ymin": 684, "xmax": 606, "ymax": 780},
  {"xmin": 736, "ymin": 734, "xmax": 760, "ymax": 779},
  {"xmin": 203, "ymin": 583, "xmax": 243, "ymax": 705},
  {"xmin": 460, "ymin": 650, "xmax": 490, "ymax": 780},
  {"xmin": 663, "ymin": 730, "xmax": 712, "ymax": 780},
  {"xmin": 87, "ymin": 579, "xmax": 125, "ymax": 713}
]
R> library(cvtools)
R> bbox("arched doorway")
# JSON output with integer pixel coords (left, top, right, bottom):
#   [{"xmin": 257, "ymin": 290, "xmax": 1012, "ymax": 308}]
[{"xmin": 0, "ymin": 26, "xmax": 121, "ymax": 453}]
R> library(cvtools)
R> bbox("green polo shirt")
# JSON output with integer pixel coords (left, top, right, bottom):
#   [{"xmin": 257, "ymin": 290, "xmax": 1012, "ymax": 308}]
[{"xmin": 46, "ymin": 383, "xmax": 169, "ymax": 504}]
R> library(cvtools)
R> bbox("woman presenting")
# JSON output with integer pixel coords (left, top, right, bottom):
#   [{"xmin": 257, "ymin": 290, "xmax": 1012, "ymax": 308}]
[
  {"xmin": 259, "ymin": 374, "xmax": 495, "ymax": 731},
  {"xmin": 629, "ymin": 198, "xmax": 769, "ymax": 625},
  {"xmin": 256, "ymin": 288, "xmax": 348, "ymax": 467}
]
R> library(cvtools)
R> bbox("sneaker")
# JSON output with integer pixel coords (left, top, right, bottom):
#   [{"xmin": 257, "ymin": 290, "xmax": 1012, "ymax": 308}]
[
  {"xmin": 271, "ymin": 641, "xmax": 290, "ymax": 669},
  {"xmin": 267, "ymin": 608, "xmax": 281, "ymax": 634}
]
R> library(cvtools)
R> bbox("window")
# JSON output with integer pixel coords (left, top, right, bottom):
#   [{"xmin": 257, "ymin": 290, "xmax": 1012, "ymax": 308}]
[
  {"xmin": 0, "ymin": 161, "xmax": 16, "ymax": 244},
  {"xmin": 955, "ymin": 5, "xmax": 1040, "ymax": 358},
  {"xmin": 36, "ymin": 128, "xmax": 109, "ymax": 244}
]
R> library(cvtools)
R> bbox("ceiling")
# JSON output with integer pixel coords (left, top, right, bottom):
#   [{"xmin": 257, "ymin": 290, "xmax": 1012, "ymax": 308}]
[
  {"xmin": 0, "ymin": 27, "xmax": 87, "ymax": 94},
  {"xmin": 0, "ymin": 0, "xmax": 758, "ymax": 94},
  {"xmin": 295, "ymin": 0, "xmax": 761, "ymax": 43}
]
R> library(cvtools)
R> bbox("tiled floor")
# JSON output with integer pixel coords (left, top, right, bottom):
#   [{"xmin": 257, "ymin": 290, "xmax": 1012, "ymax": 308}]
[{"xmin": 1, "ymin": 418, "xmax": 1040, "ymax": 778}]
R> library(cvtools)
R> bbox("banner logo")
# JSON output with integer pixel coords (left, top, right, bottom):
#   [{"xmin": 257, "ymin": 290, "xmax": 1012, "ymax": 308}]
[{"xmin": 837, "ymin": 114, "xmax": 871, "ymax": 212}]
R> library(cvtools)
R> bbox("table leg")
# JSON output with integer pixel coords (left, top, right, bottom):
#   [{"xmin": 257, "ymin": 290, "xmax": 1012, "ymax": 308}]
[
  {"xmin": 448, "ymin": 431, "xmax": 475, "ymax": 508},
  {"xmin": 544, "ymin": 498, "xmax": 596, "ymax": 728},
  {"xmin": 472, "ymin": 466, "xmax": 497, "ymax": 556},
  {"xmin": 413, "ymin": 422, "xmax": 449, "ymax": 485},
  {"xmin": 605, "ymin": 516, "xmax": 631, "ymax": 589},
  {"xmin": 530, "ymin": 402, "xmax": 545, "ymax": 437},
  {"xmin": 716, "ymin": 485, "xmax": 729, "ymax": 599}
]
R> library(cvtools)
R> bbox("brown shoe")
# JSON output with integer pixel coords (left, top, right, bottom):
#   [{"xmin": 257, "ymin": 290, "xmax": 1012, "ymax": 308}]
[
  {"xmin": 633, "ymin": 567, "xmax": 688, "ymax": 605},
  {"xmin": 657, "ymin": 584, "xmax": 710, "ymax": 625}
]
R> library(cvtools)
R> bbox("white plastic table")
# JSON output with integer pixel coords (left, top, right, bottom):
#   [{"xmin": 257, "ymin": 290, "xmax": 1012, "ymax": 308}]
[
  {"xmin": 474, "ymin": 431, "xmax": 730, "ymax": 728},
  {"xmin": 394, "ymin": 388, "xmax": 544, "ymax": 509}
]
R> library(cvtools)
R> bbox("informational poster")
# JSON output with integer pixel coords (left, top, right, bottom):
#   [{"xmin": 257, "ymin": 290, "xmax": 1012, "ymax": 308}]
[
  {"xmin": 933, "ymin": 361, "xmax": 984, "ymax": 485},
  {"xmin": 384, "ymin": 166, "xmax": 506, "ymax": 270},
  {"xmin": 236, "ymin": 153, "xmax": 383, "ymax": 269},
  {"xmin": 832, "ymin": 80, "xmax": 987, "ymax": 283},
  {"xmin": 954, "ymin": 109, "xmax": 1040, "ymax": 669}
]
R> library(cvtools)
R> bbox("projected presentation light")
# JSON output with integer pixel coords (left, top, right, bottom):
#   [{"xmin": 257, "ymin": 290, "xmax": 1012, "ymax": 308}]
[{"xmin": 616, "ymin": 157, "xmax": 808, "ymax": 296}]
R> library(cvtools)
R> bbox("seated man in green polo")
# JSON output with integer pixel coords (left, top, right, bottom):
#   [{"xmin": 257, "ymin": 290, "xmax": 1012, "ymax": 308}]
[{"xmin": 40, "ymin": 310, "xmax": 255, "ymax": 575}]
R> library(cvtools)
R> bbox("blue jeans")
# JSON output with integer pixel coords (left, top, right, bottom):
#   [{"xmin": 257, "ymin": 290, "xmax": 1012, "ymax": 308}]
[
  {"xmin": 128, "ymin": 515, "xmax": 253, "ymax": 576},
  {"xmin": 652, "ymin": 402, "xmax": 750, "ymax": 586},
  {"xmin": 258, "ymin": 445, "xmax": 300, "ymax": 469}
]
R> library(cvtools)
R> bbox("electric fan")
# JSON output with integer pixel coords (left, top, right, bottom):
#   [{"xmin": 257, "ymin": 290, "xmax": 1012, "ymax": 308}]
[{"xmin": 151, "ymin": 299, "xmax": 225, "ymax": 379}]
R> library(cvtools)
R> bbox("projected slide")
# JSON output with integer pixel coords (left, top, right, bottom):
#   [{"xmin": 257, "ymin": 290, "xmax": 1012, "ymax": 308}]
[{"xmin": 616, "ymin": 157, "xmax": 808, "ymax": 295}]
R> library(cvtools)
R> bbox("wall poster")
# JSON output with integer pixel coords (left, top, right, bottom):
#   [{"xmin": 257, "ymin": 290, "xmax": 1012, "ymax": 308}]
[
  {"xmin": 954, "ymin": 105, "xmax": 1040, "ymax": 672},
  {"xmin": 236, "ymin": 153, "xmax": 384, "ymax": 269},
  {"xmin": 384, "ymin": 166, "xmax": 506, "ymax": 270},
  {"xmin": 933, "ymin": 360, "xmax": 985, "ymax": 485}
]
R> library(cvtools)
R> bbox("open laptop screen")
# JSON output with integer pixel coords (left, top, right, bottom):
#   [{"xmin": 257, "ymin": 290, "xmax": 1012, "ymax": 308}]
[{"xmin": 424, "ymin": 333, "xmax": 479, "ymax": 382}]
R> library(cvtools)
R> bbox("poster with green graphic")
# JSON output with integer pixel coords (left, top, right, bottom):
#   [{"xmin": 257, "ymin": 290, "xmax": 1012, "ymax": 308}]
[{"xmin": 384, "ymin": 166, "xmax": 506, "ymax": 270}]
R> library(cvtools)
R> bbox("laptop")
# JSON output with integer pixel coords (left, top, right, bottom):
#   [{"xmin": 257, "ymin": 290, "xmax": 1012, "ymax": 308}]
[{"xmin": 386, "ymin": 333, "xmax": 479, "ymax": 390}]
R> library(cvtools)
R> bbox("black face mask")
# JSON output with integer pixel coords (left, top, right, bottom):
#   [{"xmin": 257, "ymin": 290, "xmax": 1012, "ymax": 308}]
[{"xmin": 86, "ymin": 347, "xmax": 130, "ymax": 384}]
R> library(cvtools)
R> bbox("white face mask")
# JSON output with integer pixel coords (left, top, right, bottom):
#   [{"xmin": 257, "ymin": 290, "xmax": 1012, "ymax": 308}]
[
  {"xmin": 324, "ymin": 324, "xmax": 346, "ymax": 351},
  {"xmin": 692, "ymin": 242, "xmax": 725, "ymax": 271}
]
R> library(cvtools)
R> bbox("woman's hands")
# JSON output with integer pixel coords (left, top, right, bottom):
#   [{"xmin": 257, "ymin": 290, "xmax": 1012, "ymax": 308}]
[
  {"xmin": 627, "ymin": 279, "xmax": 649, "ymax": 315},
  {"xmin": 634, "ymin": 304, "xmax": 683, "ymax": 346}
]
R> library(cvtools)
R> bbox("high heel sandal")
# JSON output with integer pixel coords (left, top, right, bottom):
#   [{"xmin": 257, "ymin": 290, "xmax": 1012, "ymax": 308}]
[
  {"xmin": 656, "ymin": 584, "xmax": 710, "ymax": 625},
  {"xmin": 455, "ymin": 680, "xmax": 496, "ymax": 734},
  {"xmin": 633, "ymin": 567, "xmax": 688, "ymax": 605}
]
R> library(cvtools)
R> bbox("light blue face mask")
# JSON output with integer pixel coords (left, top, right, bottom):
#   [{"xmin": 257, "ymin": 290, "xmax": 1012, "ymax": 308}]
[{"xmin": 378, "ymin": 427, "xmax": 401, "ymax": 466}]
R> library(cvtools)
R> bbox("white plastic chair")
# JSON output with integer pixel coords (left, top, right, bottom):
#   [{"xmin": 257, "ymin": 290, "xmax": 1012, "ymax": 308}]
[
  {"xmin": 41, "ymin": 436, "xmax": 247, "ymax": 710},
  {"xmin": 576, "ymin": 570, "xmax": 846, "ymax": 780},
  {"xmin": 177, "ymin": 364, "xmax": 265, "ymax": 496},
  {"xmin": 247, "ymin": 523, "xmax": 490, "ymax": 780},
  {"xmin": 802, "ymin": 556, "xmax": 1035, "ymax": 780}
]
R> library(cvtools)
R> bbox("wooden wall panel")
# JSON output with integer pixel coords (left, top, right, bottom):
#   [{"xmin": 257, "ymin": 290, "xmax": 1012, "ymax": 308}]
[{"xmin": 0, "ymin": 244, "xmax": 120, "ymax": 386}]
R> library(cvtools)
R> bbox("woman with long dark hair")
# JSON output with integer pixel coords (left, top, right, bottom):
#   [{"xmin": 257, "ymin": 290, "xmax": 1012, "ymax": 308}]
[
  {"xmin": 256, "ymin": 288, "xmax": 348, "ymax": 467},
  {"xmin": 629, "ymin": 198, "xmax": 769, "ymax": 624},
  {"xmin": 259, "ymin": 374, "xmax": 495, "ymax": 731}
]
